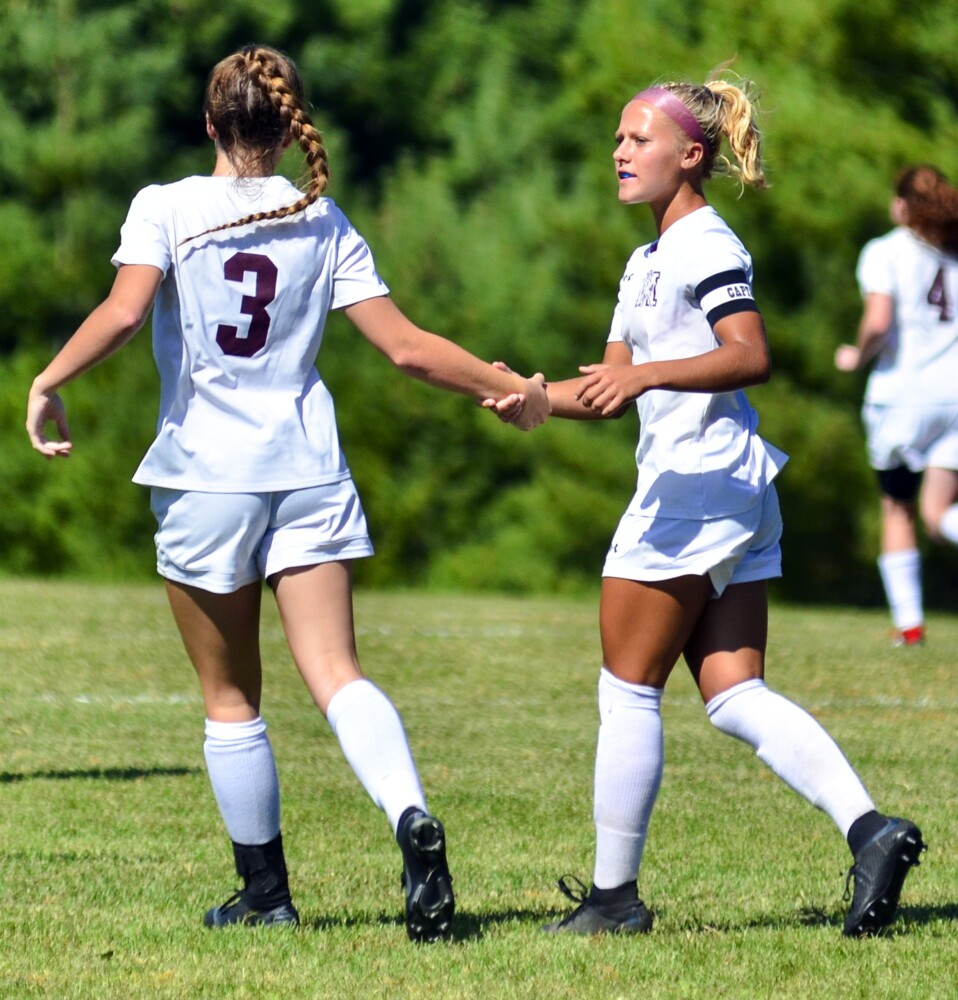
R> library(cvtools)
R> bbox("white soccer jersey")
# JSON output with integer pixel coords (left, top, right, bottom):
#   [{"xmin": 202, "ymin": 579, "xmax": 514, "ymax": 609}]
[
  {"xmin": 111, "ymin": 175, "xmax": 389, "ymax": 491},
  {"xmin": 856, "ymin": 226, "xmax": 958, "ymax": 405},
  {"xmin": 608, "ymin": 206, "xmax": 786, "ymax": 519}
]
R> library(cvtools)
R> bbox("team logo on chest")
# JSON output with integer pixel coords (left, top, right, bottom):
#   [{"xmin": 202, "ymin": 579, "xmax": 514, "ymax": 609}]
[{"xmin": 637, "ymin": 270, "xmax": 661, "ymax": 308}]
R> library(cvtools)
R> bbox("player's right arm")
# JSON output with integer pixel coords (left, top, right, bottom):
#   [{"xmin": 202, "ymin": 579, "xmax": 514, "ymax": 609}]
[
  {"xmin": 835, "ymin": 292, "xmax": 894, "ymax": 372},
  {"xmin": 343, "ymin": 294, "xmax": 550, "ymax": 429},
  {"xmin": 27, "ymin": 264, "xmax": 162, "ymax": 457}
]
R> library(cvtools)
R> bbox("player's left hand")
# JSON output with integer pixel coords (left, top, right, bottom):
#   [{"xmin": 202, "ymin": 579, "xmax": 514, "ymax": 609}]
[{"xmin": 575, "ymin": 362, "xmax": 646, "ymax": 416}]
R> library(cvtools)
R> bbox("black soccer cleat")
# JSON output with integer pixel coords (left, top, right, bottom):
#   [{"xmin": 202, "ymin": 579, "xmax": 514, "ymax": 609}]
[
  {"xmin": 396, "ymin": 808, "xmax": 455, "ymax": 943},
  {"xmin": 204, "ymin": 890, "xmax": 300, "ymax": 928},
  {"xmin": 542, "ymin": 875, "xmax": 653, "ymax": 935},
  {"xmin": 843, "ymin": 817, "xmax": 926, "ymax": 937}
]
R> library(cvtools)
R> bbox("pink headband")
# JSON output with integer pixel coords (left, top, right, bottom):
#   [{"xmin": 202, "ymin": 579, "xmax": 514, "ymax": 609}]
[{"xmin": 633, "ymin": 87, "xmax": 708, "ymax": 147}]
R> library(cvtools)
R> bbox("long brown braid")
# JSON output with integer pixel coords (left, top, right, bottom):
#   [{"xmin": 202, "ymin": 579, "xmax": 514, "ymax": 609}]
[
  {"xmin": 185, "ymin": 45, "xmax": 330, "ymax": 242},
  {"xmin": 896, "ymin": 165, "xmax": 958, "ymax": 256}
]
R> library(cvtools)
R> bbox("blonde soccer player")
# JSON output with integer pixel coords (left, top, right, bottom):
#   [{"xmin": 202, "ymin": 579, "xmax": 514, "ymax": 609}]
[{"xmin": 491, "ymin": 77, "xmax": 924, "ymax": 938}]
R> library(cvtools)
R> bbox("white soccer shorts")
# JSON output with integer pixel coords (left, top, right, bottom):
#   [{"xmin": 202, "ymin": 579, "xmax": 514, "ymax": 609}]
[
  {"xmin": 862, "ymin": 402, "xmax": 958, "ymax": 472},
  {"xmin": 150, "ymin": 479, "xmax": 374, "ymax": 594},
  {"xmin": 602, "ymin": 483, "xmax": 783, "ymax": 597}
]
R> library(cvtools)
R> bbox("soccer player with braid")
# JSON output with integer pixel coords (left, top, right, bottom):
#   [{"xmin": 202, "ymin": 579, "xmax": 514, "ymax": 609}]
[
  {"xmin": 490, "ymin": 77, "xmax": 925, "ymax": 937},
  {"xmin": 836, "ymin": 165, "xmax": 958, "ymax": 647},
  {"xmin": 27, "ymin": 44, "xmax": 548, "ymax": 940}
]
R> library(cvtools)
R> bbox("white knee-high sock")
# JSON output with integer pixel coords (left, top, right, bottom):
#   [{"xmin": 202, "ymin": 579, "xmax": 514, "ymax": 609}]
[
  {"xmin": 706, "ymin": 679, "xmax": 875, "ymax": 837},
  {"xmin": 937, "ymin": 504, "xmax": 958, "ymax": 546},
  {"xmin": 204, "ymin": 716, "xmax": 281, "ymax": 846},
  {"xmin": 877, "ymin": 549, "xmax": 923, "ymax": 630},
  {"xmin": 326, "ymin": 679, "xmax": 426, "ymax": 833},
  {"xmin": 592, "ymin": 668, "xmax": 664, "ymax": 890}
]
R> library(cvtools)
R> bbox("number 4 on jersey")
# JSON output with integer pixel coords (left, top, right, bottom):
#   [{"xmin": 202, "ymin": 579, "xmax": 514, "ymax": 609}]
[{"xmin": 927, "ymin": 266, "xmax": 953, "ymax": 322}]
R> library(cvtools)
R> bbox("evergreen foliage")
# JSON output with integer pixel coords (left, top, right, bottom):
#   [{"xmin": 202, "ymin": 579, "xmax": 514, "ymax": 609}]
[{"xmin": 2, "ymin": 0, "xmax": 957, "ymax": 602}]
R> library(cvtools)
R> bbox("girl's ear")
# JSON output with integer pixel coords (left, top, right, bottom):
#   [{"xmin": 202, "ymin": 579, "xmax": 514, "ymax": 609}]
[
  {"xmin": 205, "ymin": 113, "xmax": 218, "ymax": 141},
  {"xmin": 681, "ymin": 141, "xmax": 705, "ymax": 171}
]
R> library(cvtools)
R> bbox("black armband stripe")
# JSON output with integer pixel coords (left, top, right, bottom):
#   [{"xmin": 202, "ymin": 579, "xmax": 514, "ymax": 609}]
[
  {"xmin": 706, "ymin": 299, "xmax": 760, "ymax": 326},
  {"xmin": 695, "ymin": 269, "xmax": 750, "ymax": 299}
]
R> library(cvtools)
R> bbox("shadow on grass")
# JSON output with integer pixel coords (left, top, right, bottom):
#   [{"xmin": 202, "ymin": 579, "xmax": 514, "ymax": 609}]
[
  {"xmin": 449, "ymin": 909, "xmax": 553, "ymax": 941},
  {"xmin": 306, "ymin": 909, "xmax": 553, "ymax": 941},
  {"xmin": 673, "ymin": 901, "xmax": 955, "ymax": 936},
  {"xmin": 900, "ymin": 902, "xmax": 958, "ymax": 926},
  {"xmin": 0, "ymin": 765, "xmax": 200, "ymax": 783},
  {"xmin": 296, "ymin": 901, "xmax": 958, "ymax": 939}
]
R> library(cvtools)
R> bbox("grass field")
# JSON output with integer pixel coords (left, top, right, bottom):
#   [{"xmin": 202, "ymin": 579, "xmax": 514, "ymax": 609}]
[{"xmin": 0, "ymin": 579, "xmax": 955, "ymax": 999}]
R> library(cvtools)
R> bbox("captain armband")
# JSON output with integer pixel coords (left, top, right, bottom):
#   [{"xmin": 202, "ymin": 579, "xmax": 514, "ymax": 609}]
[{"xmin": 695, "ymin": 269, "xmax": 759, "ymax": 327}]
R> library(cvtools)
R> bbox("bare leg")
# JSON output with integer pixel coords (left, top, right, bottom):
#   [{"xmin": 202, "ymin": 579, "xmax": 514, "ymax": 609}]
[
  {"xmin": 269, "ymin": 560, "xmax": 363, "ymax": 714},
  {"xmin": 684, "ymin": 579, "xmax": 767, "ymax": 703},
  {"xmin": 880, "ymin": 494, "xmax": 918, "ymax": 553},
  {"xmin": 600, "ymin": 574, "xmax": 713, "ymax": 686},
  {"xmin": 165, "ymin": 579, "xmax": 264, "ymax": 720}
]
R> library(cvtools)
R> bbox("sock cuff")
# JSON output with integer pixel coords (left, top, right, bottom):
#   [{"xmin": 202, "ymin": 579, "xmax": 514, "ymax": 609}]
[
  {"xmin": 599, "ymin": 667, "xmax": 663, "ymax": 702},
  {"xmin": 326, "ymin": 678, "xmax": 380, "ymax": 732},
  {"xmin": 204, "ymin": 716, "xmax": 268, "ymax": 747},
  {"xmin": 877, "ymin": 548, "xmax": 920, "ymax": 571},
  {"xmin": 705, "ymin": 678, "xmax": 767, "ymax": 719}
]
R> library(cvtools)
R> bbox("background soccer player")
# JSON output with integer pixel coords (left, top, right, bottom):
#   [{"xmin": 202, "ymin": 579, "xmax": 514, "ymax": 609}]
[{"xmin": 836, "ymin": 165, "xmax": 958, "ymax": 647}]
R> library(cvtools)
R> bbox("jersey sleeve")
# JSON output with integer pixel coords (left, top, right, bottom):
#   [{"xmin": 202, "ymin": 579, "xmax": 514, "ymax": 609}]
[
  {"xmin": 329, "ymin": 206, "xmax": 390, "ymax": 309},
  {"xmin": 689, "ymin": 234, "xmax": 758, "ymax": 327},
  {"xmin": 855, "ymin": 236, "xmax": 896, "ymax": 297},
  {"xmin": 111, "ymin": 185, "xmax": 172, "ymax": 274}
]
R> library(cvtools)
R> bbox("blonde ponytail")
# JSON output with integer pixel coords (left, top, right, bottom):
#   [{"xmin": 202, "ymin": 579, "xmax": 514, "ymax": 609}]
[{"xmin": 650, "ymin": 77, "xmax": 767, "ymax": 190}]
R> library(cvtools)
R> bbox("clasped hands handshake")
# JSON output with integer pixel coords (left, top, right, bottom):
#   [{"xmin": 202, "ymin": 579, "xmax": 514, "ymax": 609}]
[
  {"xmin": 482, "ymin": 363, "xmax": 550, "ymax": 430},
  {"xmin": 483, "ymin": 360, "xmax": 643, "ymax": 428}
]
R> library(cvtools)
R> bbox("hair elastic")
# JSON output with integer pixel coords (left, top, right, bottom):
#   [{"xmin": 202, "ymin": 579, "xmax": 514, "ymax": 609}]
[{"xmin": 633, "ymin": 87, "xmax": 708, "ymax": 147}]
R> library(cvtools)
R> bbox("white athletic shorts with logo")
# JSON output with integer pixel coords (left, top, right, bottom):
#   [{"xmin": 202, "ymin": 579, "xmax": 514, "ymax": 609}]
[
  {"xmin": 150, "ymin": 479, "xmax": 374, "ymax": 594},
  {"xmin": 602, "ymin": 484, "xmax": 782, "ymax": 598},
  {"xmin": 862, "ymin": 402, "xmax": 958, "ymax": 472}
]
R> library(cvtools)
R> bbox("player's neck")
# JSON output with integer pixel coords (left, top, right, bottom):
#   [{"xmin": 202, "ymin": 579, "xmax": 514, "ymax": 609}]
[
  {"xmin": 211, "ymin": 149, "xmax": 276, "ymax": 179},
  {"xmin": 653, "ymin": 186, "xmax": 708, "ymax": 236}
]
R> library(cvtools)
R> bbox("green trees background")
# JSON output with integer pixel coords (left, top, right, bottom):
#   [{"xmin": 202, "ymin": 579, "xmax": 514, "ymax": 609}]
[{"xmin": 2, "ymin": 0, "xmax": 957, "ymax": 603}]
